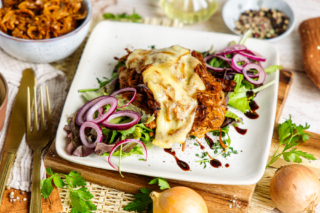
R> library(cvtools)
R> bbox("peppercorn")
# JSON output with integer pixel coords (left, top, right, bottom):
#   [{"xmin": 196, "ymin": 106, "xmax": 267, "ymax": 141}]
[{"xmin": 234, "ymin": 8, "xmax": 290, "ymax": 39}]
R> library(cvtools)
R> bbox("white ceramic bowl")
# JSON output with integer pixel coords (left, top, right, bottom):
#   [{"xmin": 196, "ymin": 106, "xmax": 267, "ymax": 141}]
[
  {"xmin": 0, "ymin": 0, "xmax": 92, "ymax": 63},
  {"xmin": 222, "ymin": 0, "xmax": 295, "ymax": 42}
]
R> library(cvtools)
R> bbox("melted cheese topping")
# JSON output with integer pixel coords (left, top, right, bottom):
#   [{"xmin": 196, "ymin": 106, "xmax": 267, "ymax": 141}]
[{"xmin": 127, "ymin": 45, "xmax": 205, "ymax": 148}]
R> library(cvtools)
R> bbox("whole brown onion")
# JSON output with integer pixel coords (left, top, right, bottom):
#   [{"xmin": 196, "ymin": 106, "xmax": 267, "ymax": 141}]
[
  {"xmin": 270, "ymin": 165, "xmax": 320, "ymax": 213},
  {"xmin": 150, "ymin": 186, "xmax": 208, "ymax": 213}
]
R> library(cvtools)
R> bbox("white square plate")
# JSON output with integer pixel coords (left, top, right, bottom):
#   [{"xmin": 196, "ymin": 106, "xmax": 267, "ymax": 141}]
[{"xmin": 56, "ymin": 21, "xmax": 279, "ymax": 185}]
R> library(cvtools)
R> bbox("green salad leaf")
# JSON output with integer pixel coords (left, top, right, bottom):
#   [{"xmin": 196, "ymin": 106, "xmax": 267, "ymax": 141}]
[
  {"xmin": 265, "ymin": 65, "xmax": 282, "ymax": 74},
  {"xmin": 115, "ymin": 94, "xmax": 155, "ymax": 124},
  {"xmin": 228, "ymin": 74, "xmax": 276, "ymax": 113},
  {"xmin": 228, "ymin": 74, "xmax": 253, "ymax": 113},
  {"xmin": 225, "ymin": 110, "xmax": 243, "ymax": 124},
  {"xmin": 83, "ymin": 90, "xmax": 105, "ymax": 101}
]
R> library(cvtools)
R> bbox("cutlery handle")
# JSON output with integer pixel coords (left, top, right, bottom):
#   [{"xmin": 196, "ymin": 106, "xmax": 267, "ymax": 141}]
[
  {"xmin": 30, "ymin": 149, "xmax": 42, "ymax": 213},
  {"xmin": 0, "ymin": 151, "xmax": 16, "ymax": 204}
]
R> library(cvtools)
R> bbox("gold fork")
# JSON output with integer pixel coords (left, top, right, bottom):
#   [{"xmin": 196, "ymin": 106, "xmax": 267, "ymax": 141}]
[{"xmin": 27, "ymin": 86, "xmax": 52, "ymax": 213}]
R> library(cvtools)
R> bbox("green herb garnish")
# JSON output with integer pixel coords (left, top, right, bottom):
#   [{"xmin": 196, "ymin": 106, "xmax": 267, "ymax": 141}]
[
  {"xmin": 149, "ymin": 177, "xmax": 170, "ymax": 190},
  {"xmin": 41, "ymin": 167, "xmax": 97, "ymax": 213},
  {"xmin": 124, "ymin": 177, "xmax": 170, "ymax": 212},
  {"xmin": 266, "ymin": 116, "xmax": 315, "ymax": 168}
]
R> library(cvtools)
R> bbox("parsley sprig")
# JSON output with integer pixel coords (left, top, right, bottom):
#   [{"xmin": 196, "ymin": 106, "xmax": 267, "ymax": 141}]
[
  {"xmin": 41, "ymin": 167, "xmax": 97, "ymax": 213},
  {"xmin": 124, "ymin": 177, "xmax": 170, "ymax": 212},
  {"xmin": 266, "ymin": 116, "xmax": 315, "ymax": 168}
]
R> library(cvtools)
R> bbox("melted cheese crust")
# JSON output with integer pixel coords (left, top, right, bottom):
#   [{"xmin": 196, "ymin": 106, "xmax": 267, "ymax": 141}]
[{"xmin": 127, "ymin": 45, "xmax": 205, "ymax": 148}]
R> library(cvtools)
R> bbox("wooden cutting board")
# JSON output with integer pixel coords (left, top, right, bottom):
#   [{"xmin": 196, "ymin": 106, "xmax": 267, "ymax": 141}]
[{"xmin": 44, "ymin": 70, "xmax": 293, "ymax": 213}]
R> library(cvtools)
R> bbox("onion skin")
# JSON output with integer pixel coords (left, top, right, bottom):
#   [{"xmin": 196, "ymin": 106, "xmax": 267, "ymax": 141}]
[
  {"xmin": 270, "ymin": 165, "xmax": 320, "ymax": 213},
  {"xmin": 150, "ymin": 186, "xmax": 208, "ymax": 213}
]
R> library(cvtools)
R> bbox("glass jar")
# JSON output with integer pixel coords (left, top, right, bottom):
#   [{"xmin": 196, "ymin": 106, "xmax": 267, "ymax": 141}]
[{"xmin": 159, "ymin": 0, "xmax": 218, "ymax": 24}]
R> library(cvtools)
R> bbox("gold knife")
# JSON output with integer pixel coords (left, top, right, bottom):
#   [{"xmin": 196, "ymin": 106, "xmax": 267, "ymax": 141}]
[{"xmin": 0, "ymin": 69, "xmax": 36, "ymax": 204}]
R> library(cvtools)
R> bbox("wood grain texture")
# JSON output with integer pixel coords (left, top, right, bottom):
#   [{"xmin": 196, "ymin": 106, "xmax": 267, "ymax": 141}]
[
  {"xmin": 44, "ymin": 69, "xmax": 293, "ymax": 213},
  {"xmin": 0, "ymin": 186, "xmax": 62, "ymax": 213},
  {"xmin": 276, "ymin": 70, "xmax": 294, "ymax": 123}
]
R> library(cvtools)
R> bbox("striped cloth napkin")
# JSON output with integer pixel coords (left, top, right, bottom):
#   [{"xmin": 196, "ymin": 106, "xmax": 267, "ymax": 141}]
[{"xmin": 0, "ymin": 49, "xmax": 69, "ymax": 192}]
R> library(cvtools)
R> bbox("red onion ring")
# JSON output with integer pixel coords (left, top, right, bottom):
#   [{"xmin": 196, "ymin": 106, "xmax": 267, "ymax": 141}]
[
  {"xmin": 76, "ymin": 96, "xmax": 105, "ymax": 126},
  {"xmin": 101, "ymin": 110, "xmax": 141, "ymax": 130},
  {"xmin": 215, "ymin": 44, "xmax": 247, "ymax": 55},
  {"xmin": 79, "ymin": 121, "xmax": 103, "ymax": 148},
  {"xmin": 243, "ymin": 63, "xmax": 266, "ymax": 85},
  {"xmin": 111, "ymin": 87, "xmax": 137, "ymax": 108},
  {"xmin": 239, "ymin": 50, "xmax": 266, "ymax": 62},
  {"xmin": 206, "ymin": 65, "xmax": 232, "ymax": 72},
  {"xmin": 216, "ymin": 55, "xmax": 232, "ymax": 61},
  {"xmin": 86, "ymin": 96, "xmax": 118, "ymax": 124},
  {"xmin": 108, "ymin": 139, "xmax": 147, "ymax": 170},
  {"xmin": 232, "ymin": 54, "xmax": 251, "ymax": 72},
  {"xmin": 204, "ymin": 54, "xmax": 232, "ymax": 72},
  {"xmin": 203, "ymin": 54, "xmax": 215, "ymax": 62},
  {"xmin": 226, "ymin": 61, "xmax": 239, "ymax": 73}
]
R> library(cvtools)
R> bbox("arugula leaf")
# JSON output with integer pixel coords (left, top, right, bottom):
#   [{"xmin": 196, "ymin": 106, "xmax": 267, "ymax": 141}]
[
  {"xmin": 225, "ymin": 110, "xmax": 243, "ymax": 124},
  {"xmin": 265, "ymin": 65, "xmax": 282, "ymax": 73},
  {"xmin": 149, "ymin": 177, "xmax": 170, "ymax": 190},
  {"xmin": 123, "ymin": 187, "xmax": 152, "ymax": 212},
  {"xmin": 99, "ymin": 72, "xmax": 119, "ymax": 88},
  {"xmin": 266, "ymin": 116, "xmax": 315, "ymax": 168}
]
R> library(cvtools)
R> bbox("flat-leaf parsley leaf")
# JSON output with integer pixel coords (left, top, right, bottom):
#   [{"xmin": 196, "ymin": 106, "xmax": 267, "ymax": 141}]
[
  {"xmin": 266, "ymin": 116, "xmax": 315, "ymax": 168},
  {"xmin": 40, "ymin": 167, "xmax": 97, "ymax": 213}
]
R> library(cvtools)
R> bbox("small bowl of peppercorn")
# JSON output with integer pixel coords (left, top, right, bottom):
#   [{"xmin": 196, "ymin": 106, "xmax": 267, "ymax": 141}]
[{"xmin": 222, "ymin": 0, "xmax": 295, "ymax": 42}]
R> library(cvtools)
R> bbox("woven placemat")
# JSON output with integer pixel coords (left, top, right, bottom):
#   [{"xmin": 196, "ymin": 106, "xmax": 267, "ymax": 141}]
[
  {"xmin": 57, "ymin": 182, "xmax": 136, "ymax": 213},
  {"xmin": 50, "ymin": 16, "xmax": 183, "ymax": 213}
]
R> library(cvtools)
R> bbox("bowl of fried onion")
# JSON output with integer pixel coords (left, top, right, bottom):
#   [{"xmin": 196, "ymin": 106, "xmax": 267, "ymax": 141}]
[{"xmin": 0, "ymin": 0, "xmax": 92, "ymax": 63}]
